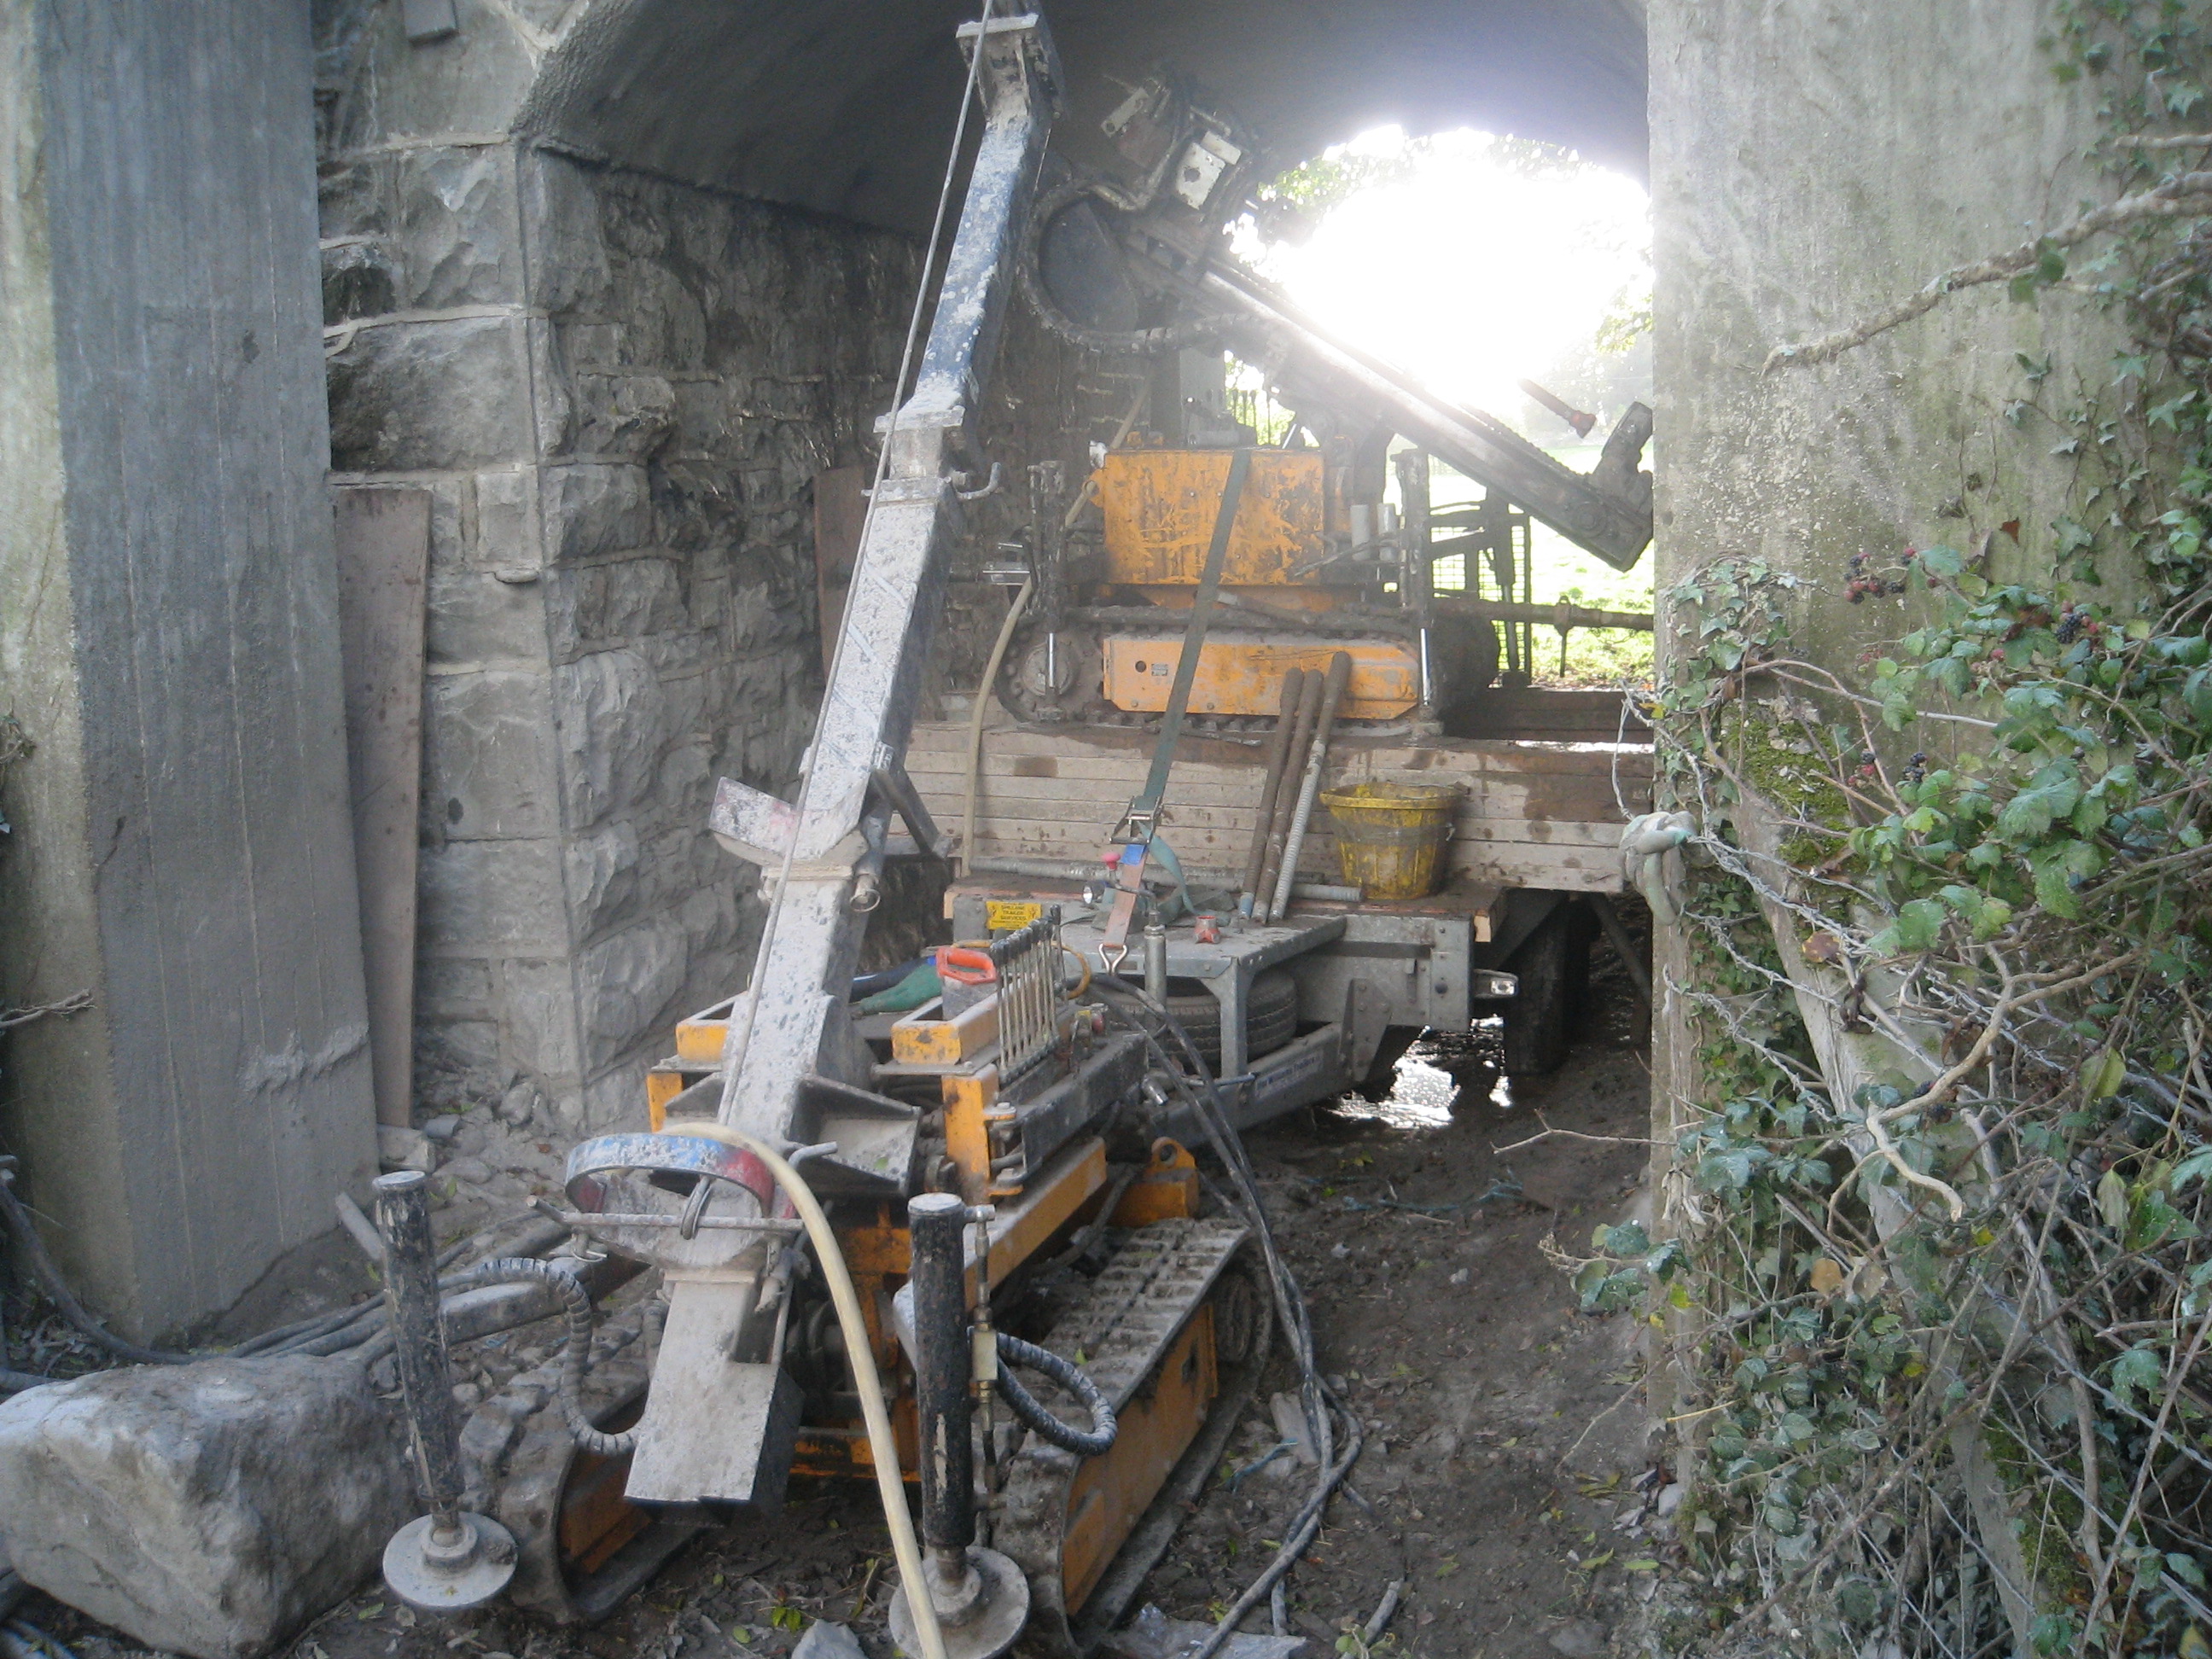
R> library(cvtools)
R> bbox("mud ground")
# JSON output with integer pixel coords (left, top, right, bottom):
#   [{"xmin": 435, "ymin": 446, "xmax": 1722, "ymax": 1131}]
[{"xmin": 23, "ymin": 940, "xmax": 1668, "ymax": 1659}]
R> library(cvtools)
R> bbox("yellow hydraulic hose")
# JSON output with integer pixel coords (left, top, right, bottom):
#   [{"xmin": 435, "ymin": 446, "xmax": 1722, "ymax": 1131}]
[{"xmin": 671, "ymin": 1124, "xmax": 949, "ymax": 1659}]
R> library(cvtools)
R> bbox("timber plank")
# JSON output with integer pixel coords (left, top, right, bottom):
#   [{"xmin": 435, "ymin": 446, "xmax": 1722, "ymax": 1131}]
[{"xmin": 913, "ymin": 719, "xmax": 1642, "ymax": 894}]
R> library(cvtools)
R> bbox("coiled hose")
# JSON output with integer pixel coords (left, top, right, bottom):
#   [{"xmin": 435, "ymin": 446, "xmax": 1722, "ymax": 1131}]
[
  {"xmin": 992, "ymin": 1332, "xmax": 1116, "ymax": 1457},
  {"xmin": 456, "ymin": 1257, "xmax": 666, "ymax": 1458}
]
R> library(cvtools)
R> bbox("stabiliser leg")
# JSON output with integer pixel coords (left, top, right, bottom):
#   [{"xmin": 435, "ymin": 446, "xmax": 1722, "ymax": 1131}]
[
  {"xmin": 375, "ymin": 1171, "xmax": 519, "ymax": 1612},
  {"xmin": 891, "ymin": 1195, "xmax": 1029, "ymax": 1659}
]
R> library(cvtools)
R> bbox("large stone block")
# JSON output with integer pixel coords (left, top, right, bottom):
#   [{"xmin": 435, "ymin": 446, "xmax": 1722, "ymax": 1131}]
[
  {"xmin": 519, "ymin": 151, "xmax": 611, "ymax": 313},
  {"xmin": 580, "ymin": 1057, "xmax": 652, "ymax": 1134},
  {"xmin": 396, "ymin": 145, "xmax": 521, "ymax": 310},
  {"xmin": 425, "ymin": 568, "xmax": 549, "ymax": 669},
  {"xmin": 564, "ymin": 371, "xmax": 679, "ymax": 461},
  {"xmin": 417, "ymin": 836, "xmax": 572, "ymax": 955},
  {"xmin": 326, "ymin": 0, "xmax": 540, "ymax": 154},
  {"xmin": 553, "ymin": 649, "xmax": 667, "ymax": 830},
  {"xmin": 544, "ymin": 555, "xmax": 690, "ymax": 656},
  {"xmin": 562, "ymin": 817, "xmax": 643, "ymax": 940},
  {"xmin": 539, "ymin": 463, "xmax": 651, "ymax": 563},
  {"xmin": 475, "ymin": 466, "xmax": 542, "ymax": 571},
  {"xmin": 651, "ymin": 457, "xmax": 745, "ymax": 551},
  {"xmin": 576, "ymin": 913, "xmax": 692, "ymax": 1071},
  {"xmin": 500, "ymin": 957, "xmax": 585, "ymax": 1086},
  {"xmin": 327, "ymin": 313, "xmax": 533, "ymax": 472},
  {"xmin": 0, "ymin": 1356, "xmax": 414, "ymax": 1659},
  {"xmin": 421, "ymin": 668, "xmax": 561, "ymax": 838},
  {"xmin": 317, "ymin": 155, "xmax": 389, "ymax": 244},
  {"xmin": 416, "ymin": 956, "xmax": 494, "ymax": 1022},
  {"xmin": 414, "ymin": 1015, "xmax": 504, "ymax": 1091},
  {"xmin": 321, "ymin": 239, "xmax": 397, "ymax": 325}
]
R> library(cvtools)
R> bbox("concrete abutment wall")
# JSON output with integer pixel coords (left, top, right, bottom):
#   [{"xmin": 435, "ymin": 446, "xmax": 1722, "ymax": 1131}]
[{"xmin": 0, "ymin": 0, "xmax": 377, "ymax": 1338}]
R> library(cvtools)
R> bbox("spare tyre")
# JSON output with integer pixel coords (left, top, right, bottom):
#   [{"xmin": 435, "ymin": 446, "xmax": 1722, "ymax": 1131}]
[{"xmin": 1137, "ymin": 969, "xmax": 1300, "ymax": 1075}]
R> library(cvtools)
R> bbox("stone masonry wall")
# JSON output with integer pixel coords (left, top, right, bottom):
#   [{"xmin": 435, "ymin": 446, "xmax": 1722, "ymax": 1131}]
[
  {"xmin": 323, "ymin": 131, "xmax": 917, "ymax": 1154},
  {"xmin": 315, "ymin": 0, "xmax": 1141, "ymax": 1187}
]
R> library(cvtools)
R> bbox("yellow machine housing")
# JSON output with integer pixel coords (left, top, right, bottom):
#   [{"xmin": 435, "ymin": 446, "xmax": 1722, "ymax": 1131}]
[
  {"xmin": 635, "ymin": 992, "xmax": 1226, "ymax": 1630},
  {"xmin": 1102, "ymin": 635, "xmax": 1417, "ymax": 719},
  {"xmin": 1094, "ymin": 445, "xmax": 1328, "ymax": 587},
  {"xmin": 1088, "ymin": 445, "xmax": 1422, "ymax": 718}
]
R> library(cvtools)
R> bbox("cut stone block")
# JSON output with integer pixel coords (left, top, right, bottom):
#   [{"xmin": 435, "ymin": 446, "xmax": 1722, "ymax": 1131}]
[
  {"xmin": 0, "ymin": 1356, "xmax": 416, "ymax": 1659},
  {"xmin": 378, "ymin": 1123, "xmax": 439, "ymax": 1172}
]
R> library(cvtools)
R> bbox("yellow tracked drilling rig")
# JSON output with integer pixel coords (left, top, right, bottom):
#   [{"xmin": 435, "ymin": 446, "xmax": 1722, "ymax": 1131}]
[{"xmin": 368, "ymin": 15, "xmax": 1650, "ymax": 1658}]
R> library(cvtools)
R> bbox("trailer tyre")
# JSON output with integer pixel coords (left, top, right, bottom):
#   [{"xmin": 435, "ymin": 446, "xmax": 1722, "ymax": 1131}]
[
  {"xmin": 1501, "ymin": 901, "xmax": 1593, "ymax": 1076},
  {"xmin": 1153, "ymin": 969, "xmax": 1300, "ymax": 1074}
]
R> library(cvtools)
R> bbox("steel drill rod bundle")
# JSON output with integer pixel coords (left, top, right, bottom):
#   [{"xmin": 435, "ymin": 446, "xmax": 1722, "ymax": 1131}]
[
  {"xmin": 1237, "ymin": 668, "xmax": 1306, "ymax": 916},
  {"xmin": 1251, "ymin": 669, "xmax": 1324, "ymax": 917},
  {"xmin": 1265, "ymin": 652, "xmax": 1353, "ymax": 923}
]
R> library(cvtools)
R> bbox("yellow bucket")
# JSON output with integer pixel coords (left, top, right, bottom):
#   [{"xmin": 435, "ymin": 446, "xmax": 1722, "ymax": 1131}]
[{"xmin": 1319, "ymin": 783, "xmax": 1460, "ymax": 900}]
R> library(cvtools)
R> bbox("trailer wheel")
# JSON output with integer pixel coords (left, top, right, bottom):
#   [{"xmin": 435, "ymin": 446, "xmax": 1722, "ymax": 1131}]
[
  {"xmin": 1501, "ymin": 901, "xmax": 1593, "ymax": 1076},
  {"xmin": 1154, "ymin": 970, "xmax": 1300, "ymax": 1074}
]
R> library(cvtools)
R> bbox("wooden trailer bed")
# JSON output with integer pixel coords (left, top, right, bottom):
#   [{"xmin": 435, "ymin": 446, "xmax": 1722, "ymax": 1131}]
[{"xmin": 908, "ymin": 702, "xmax": 1653, "ymax": 898}]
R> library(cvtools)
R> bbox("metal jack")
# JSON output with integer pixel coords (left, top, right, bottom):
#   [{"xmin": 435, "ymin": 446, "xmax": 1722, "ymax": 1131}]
[
  {"xmin": 375, "ymin": 1171, "xmax": 518, "ymax": 1612},
  {"xmin": 889, "ymin": 1194, "xmax": 1029, "ymax": 1659}
]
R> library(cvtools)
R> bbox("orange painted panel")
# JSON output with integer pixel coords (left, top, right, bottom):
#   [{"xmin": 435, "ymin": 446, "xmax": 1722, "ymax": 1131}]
[
  {"xmin": 1095, "ymin": 450, "xmax": 1324, "ymax": 585},
  {"xmin": 1103, "ymin": 635, "xmax": 1418, "ymax": 719},
  {"xmin": 1061, "ymin": 1307, "xmax": 1217, "ymax": 1613}
]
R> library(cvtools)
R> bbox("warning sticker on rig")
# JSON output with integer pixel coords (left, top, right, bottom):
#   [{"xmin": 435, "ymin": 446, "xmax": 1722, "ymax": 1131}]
[{"xmin": 987, "ymin": 900, "xmax": 1042, "ymax": 933}]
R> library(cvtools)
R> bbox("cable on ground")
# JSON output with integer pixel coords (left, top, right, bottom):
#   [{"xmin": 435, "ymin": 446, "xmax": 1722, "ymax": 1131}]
[{"xmin": 1092, "ymin": 977, "xmax": 1369, "ymax": 1659}]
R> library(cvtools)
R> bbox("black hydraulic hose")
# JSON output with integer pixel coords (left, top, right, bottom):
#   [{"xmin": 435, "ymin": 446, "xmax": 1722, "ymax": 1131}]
[
  {"xmin": 0, "ymin": 1173, "xmax": 193, "ymax": 1365},
  {"xmin": 1092, "ymin": 978, "xmax": 1368, "ymax": 1659},
  {"xmin": 852, "ymin": 958, "xmax": 928, "ymax": 1000},
  {"xmin": 993, "ymin": 1332, "xmax": 1117, "ymax": 1457},
  {"xmin": 0, "ymin": 1167, "xmax": 563, "ymax": 1373},
  {"xmin": 457, "ymin": 1257, "xmax": 665, "ymax": 1458}
]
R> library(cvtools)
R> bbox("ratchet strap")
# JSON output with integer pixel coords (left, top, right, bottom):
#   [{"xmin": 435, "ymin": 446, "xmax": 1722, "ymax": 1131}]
[{"xmin": 1098, "ymin": 447, "xmax": 1252, "ymax": 975}]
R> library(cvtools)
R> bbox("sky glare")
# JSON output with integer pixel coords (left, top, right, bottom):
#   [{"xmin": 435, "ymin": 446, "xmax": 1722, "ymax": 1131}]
[{"xmin": 1252, "ymin": 126, "xmax": 1651, "ymax": 422}]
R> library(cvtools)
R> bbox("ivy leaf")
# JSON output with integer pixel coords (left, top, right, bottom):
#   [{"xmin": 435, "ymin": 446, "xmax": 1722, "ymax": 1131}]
[
  {"xmin": 2111, "ymin": 1342, "xmax": 2165, "ymax": 1413},
  {"xmin": 2150, "ymin": 392, "xmax": 2200, "ymax": 431},
  {"xmin": 2083, "ymin": 1049, "xmax": 2128, "ymax": 1101},
  {"xmin": 2128, "ymin": 1187, "xmax": 2198, "ymax": 1250},
  {"xmin": 2098, "ymin": 1168, "xmax": 2130, "ymax": 1231},
  {"xmin": 1598, "ymin": 1220, "xmax": 1652, "ymax": 1257}
]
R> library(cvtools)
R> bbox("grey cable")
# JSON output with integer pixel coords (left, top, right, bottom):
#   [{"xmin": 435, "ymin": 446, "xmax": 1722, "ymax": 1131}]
[{"xmin": 1095, "ymin": 980, "xmax": 1366, "ymax": 1659}]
